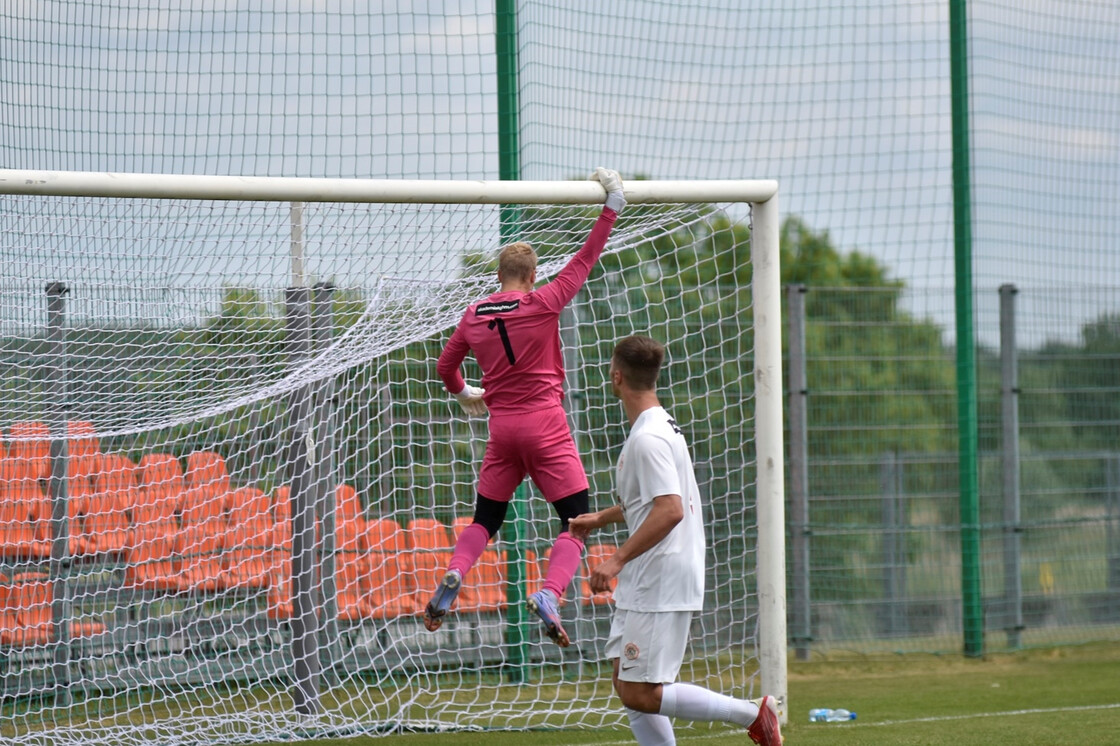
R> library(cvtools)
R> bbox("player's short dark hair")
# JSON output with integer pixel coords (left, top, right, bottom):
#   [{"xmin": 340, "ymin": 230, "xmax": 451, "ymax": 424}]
[
  {"xmin": 498, "ymin": 242, "xmax": 537, "ymax": 283},
  {"xmin": 612, "ymin": 335, "xmax": 664, "ymax": 391}
]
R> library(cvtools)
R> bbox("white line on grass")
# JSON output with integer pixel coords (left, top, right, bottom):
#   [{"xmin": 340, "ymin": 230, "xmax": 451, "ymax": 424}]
[
  {"xmin": 594, "ymin": 703, "xmax": 1120, "ymax": 744},
  {"xmin": 859, "ymin": 702, "xmax": 1120, "ymax": 727}
]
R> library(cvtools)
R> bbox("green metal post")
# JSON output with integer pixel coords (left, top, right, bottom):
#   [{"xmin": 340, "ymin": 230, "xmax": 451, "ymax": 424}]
[
  {"xmin": 496, "ymin": 0, "xmax": 529, "ymax": 683},
  {"xmin": 950, "ymin": 0, "xmax": 984, "ymax": 658},
  {"xmin": 496, "ymin": 0, "xmax": 520, "ymax": 186}
]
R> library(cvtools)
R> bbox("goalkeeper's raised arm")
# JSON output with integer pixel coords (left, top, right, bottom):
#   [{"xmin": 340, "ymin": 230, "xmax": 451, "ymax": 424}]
[
  {"xmin": 435, "ymin": 167, "xmax": 624, "ymax": 415},
  {"xmin": 425, "ymin": 169, "xmax": 624, "ymax": 649},
  {"xmin": 531, "ymin": 167, "xmax": 625, "ymax": 315}
]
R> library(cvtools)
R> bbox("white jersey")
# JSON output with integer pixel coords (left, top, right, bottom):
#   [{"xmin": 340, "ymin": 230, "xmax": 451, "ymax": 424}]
[{"xmin": 612, "ymin": 405, "xmax": 706, "ymax": 612}]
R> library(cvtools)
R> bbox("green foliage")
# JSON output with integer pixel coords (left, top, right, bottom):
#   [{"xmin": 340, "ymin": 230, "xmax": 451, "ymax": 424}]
[
  {"xmin": 1035, "ymin": 313, "xmax": 1120, "ymax": 454},
  {"xmin": 779, "ymin": 217, "xmax": 960, "ymax": 601},
  {"xmin": 782, "ymin": 216, "xmax": 897, "ymax": 288},
  {"xmin": 981, "ymin": 311, "xmax": 1120, "ymax": 512}
]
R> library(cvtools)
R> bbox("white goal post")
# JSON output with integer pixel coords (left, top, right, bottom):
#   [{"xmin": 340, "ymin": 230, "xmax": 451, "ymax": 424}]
[
  {"xmin": 1, "ymin": 169, "xmax": 777, "ymax": 205},
  {"xmin": 0, "ymin": 169, "xmax": 784, "ymax": 744}
]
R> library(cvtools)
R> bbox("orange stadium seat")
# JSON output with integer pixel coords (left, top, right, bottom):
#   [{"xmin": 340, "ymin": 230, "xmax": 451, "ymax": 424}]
[
  {"xmin": 0, "ymin": 574, "xmax": 106, "ymax": 646},
  {"xmin": 335, "ymin": 483, "xmax": 363, "ymax": 525},
  {"xmin": 176, "ymin": 452, "xmax": 233, "ymax": 594},
  {"xmin": 221, "ymin": 486, "xmax": 275, "ymax": 591},
  {"xmin": 127, "ymin": 454, "xmax": 187, "ymax": 592},
  {"xmin": 272, "ymin": 485, "xmax": 290, "ymax": 526},
  {"xmin": 332, "ymin": 483, "xmax": 370, "ymax": 617},
  {"xmin": 331, "ymin": 487, "xmax": 373, "ymax": 621},
  {"xmin": 335, "ymin": 550, "xmax": 374, "ymax": 621},
  {"xmin": 182, "ymin": 450, "xmax": 232, "ymax": 525},
  {"xmin": 228, "ymin": 483, "xmax": 275, "ymax": 527},
  {"xmin": 8, "ymin": 422, "xmax": 50, "ymax": 482},
  {"xmin": 136, "ymin": 453, "xmax": 185, "ymax": 525},
  {"xmin": 51, "ymin": 461, "xmax": 96, "ymax": 556},
  {"xmin": 0, "ymin": 579, "xmax": 18, "ymax": 645},
  {"xmin": 81, "ymin": 484, "xmax": 131, "ymax": 558},
  {"xmin": 67, "ymin": 420, "xmax": 101, "ymax": 478},
  {"xmin": 28, "ymin": 484, "xmax": 95, "ymax": 557},
  {"xmin": 406, "ymin": 518, "xmax": 453, "ymax": 614},
  {"xmin": 0, "ymin": 457, "xmax": 45, "ymax": 561},
  {"xmin": 271, "ymin": 485, "xmax": 293, "ymax": 567},
  {"xmin": 364, "ymin": 547, "xmax": 414, "ymax": 619},
  {"xmin": 84, "ymin": 453, "xmax": 139, "ymax": 556},
  {"xmin": 125, "ymin": 520, "xmax": 183, "ymax": 593},
  {"xmin": 0, "ymin": 495, "xmax": 50, "ymax": 562},
  {"xmin": 581, "ymin": 544, "xmax": 618, "ymax": 606},
  {"xmin": 365, "ymin": 516, "xmax": 407, "ymax": 553},
  {"xmin": 364, "ymin": 517, "xmax": 415, "ymax": 618},
  {"xmin": 0, "ymin": 575, "xmax": 50, "ymax": 646},
  {"xmin": 178, "ymin": 517, "xmax": 225, "ymax": 593},
  {"xmin": 267, "ymin": 486, "xmax": 293, "ymax": 619},
  {"xmin": 407, "ymin": 517, "xmax": 452, "ymax": 550}
]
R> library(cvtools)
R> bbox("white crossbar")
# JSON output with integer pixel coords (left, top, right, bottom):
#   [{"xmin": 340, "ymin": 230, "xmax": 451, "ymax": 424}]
[{"xmin": 0, "ymin": 169, "xmax": 777, "ymax": 205}]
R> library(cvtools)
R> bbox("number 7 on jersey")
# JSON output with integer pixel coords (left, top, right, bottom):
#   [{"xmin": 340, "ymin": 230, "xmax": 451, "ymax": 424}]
[{"xmin": 488, "ymin": 318, "xmax": 516, "ymax": 365}]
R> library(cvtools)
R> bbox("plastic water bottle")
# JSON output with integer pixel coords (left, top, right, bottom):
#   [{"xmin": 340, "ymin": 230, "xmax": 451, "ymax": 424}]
[{"xmin": 809, "ymin": 708, "xmax": 857, "ymax": 722}]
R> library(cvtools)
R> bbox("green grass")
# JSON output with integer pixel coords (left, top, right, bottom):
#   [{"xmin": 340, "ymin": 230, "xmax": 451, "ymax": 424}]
[{"xmin": 255, "ymin": 642, "xmax": 1120, "ymax": 746}]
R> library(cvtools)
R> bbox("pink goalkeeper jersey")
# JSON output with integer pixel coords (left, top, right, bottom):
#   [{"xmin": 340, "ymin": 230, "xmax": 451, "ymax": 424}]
[{"xmin": 438, "ymin": 208, "xmax": 617, "ymax": 415}]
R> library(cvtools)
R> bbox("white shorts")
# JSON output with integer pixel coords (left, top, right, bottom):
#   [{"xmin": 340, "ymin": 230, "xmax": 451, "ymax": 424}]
[{"xmin": 605, "ymin": 609, "xmax": 693, "ymax": 684}]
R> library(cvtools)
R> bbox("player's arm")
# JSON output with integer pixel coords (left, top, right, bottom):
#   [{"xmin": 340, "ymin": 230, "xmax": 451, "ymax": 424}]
[
  {"xmin": 437, "ymin": 326, "xmax": 488, "ymax": 417},
  {"xmin": 568, "ymin": 504, "xmax": 624, "ymax": 541},
  {"xmin": 535, "ymin": 168, "xmax": 625, "ymax": 312},
  {"xmin": 587, "ymin": 494, "xmax": 683, "ymax": 594}
]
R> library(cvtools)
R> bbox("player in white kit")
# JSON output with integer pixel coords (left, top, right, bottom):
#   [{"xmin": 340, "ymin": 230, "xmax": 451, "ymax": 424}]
[{"xmin": 569, "ymin": 335, "xmax": 782, "ymax": 746}]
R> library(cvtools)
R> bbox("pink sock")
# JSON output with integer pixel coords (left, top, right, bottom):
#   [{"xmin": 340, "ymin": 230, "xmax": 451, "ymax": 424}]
[
  {"xmin": 543, "ymin": 531, "xmax": 584, "ymax": 597},
  {"xmin": 447, "ymin": 522, "xmax": 490, "ymax": 578}
]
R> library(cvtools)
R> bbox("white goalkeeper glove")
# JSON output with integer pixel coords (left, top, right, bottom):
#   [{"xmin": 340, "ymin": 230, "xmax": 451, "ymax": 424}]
[
  {"xmin": 453, "ymin": 384, "xmax": 488, "ymax": 417},
  {"xmin": 592, "ymin": 167, "xmax": 626, "ymax": 214}
]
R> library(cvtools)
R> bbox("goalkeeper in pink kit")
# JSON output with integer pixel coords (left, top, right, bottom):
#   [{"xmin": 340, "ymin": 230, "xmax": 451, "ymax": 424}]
[{"xmin": 423, "ymin": 167, "xmax": 626, "ymax": 646}]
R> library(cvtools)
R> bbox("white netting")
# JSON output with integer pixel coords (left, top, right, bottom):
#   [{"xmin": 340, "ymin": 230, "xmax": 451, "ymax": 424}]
[
  {"xmin": 0, "ymin": 197, "xmax": 736, "ymax": 436},
  {"xmin": 0, "ymin": 192, "xmax": 762, "ymax": 745}
]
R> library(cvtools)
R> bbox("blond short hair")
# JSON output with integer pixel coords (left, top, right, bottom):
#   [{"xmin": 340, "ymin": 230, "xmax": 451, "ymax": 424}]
[{"xmin": 498, "ymin": 242, "xmax": 537, "ymax": 283}]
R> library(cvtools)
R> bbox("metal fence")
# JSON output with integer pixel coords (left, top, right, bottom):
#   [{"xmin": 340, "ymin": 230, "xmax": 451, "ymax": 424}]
[{"xmin": 786, "ymin": 285, "xmax": 1120, "ymax": 657}]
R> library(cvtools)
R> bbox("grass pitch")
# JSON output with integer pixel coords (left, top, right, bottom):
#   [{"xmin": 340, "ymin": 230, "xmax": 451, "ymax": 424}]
[{"xmin": 264, "ymin": 641, "xmax": 1119, "ymax": 746}]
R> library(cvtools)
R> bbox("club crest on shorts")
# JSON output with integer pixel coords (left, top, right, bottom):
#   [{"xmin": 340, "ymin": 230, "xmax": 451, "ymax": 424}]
[{"xmin": 624, "ymin": 642, "xmax": 640, "ymax": 661}]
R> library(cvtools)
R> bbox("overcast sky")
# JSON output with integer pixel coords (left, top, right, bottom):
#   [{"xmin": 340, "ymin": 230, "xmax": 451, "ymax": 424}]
[{"xmin": 1, "ymin": 0, "xmax": 1117, "ymax": 346}]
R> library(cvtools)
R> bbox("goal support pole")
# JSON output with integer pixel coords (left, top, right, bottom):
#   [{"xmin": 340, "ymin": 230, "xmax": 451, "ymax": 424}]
[{"xmin": 751, "ymin": 194, "xmax": 788, "ymax": 723}]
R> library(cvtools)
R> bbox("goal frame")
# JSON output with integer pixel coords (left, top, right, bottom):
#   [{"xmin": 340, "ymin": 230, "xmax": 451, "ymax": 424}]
[{"xmin": 0, "ymin": 168, "xmax": 787, "ymax": 722}]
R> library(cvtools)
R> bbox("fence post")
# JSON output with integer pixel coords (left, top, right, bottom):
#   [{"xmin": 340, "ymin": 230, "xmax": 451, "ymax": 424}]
[
  {"xmin": 313, "ymin": 282, "xmax": 340, "ymax": 686},
  {"xmin": 46, "ymin": 281, "xmax": 72, "ymax": 705},
  {"xmin": 786, "ymin": 285, "xmax": 811, "ymax": 660},
  {"xmin": 1106, "ymin": 455, "xmax": 1120, "ymax": 609},
  {"xmin": 881, "ymin": 451, "xmax": 907, "ymax": 637},
  {"xmin": 245, "ymin": 353, "xmax": 262, "ymax": 486},
  {"xmin": 286, "ymin": 202, "xmax": 321, "ymax": 716},
  {"xmin": 999, "ymin": 284, "xmax": 1023, "ymax": 649}
]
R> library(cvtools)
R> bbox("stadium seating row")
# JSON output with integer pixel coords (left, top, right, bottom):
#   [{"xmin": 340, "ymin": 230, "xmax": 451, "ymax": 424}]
[
  {"xmin": 0, "ymin": 571, "xmax": 106, "ymax": 646},
  {"xmin": 0, "ymin": 422, "xmax": 617, "ymax": 645}
]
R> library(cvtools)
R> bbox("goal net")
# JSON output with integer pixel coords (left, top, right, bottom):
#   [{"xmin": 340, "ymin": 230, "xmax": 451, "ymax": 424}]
[{"xmin": 0, "ymin": 172, "xmax": 783, "ymax": 745}]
